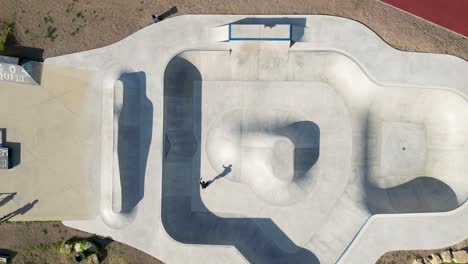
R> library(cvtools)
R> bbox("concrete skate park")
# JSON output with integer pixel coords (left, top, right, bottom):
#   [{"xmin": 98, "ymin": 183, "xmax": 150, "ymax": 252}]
[{"xmin": 0, "ymin": 15, "xmax": 467, "ymax": 263}]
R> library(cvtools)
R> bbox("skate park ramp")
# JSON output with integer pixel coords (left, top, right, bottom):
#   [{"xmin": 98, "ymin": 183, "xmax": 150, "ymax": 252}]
[
  {"xmin": 41, "ymin": 15, "xmax": 468, "ymax": 264},
  {"xmin": 162, "ymin": 47, "xmax": 468, "ymax": 263}
]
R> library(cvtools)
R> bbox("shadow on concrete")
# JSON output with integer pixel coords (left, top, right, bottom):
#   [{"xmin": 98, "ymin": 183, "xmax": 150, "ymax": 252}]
[
  {"xmin": 276, "ymin": 121, "xmax": 320, "ymax": 182},
  {"xmin": 246, "ymin": 120, "xmax": 320, "ymax": 182},
  {"xmin": 0, "ymin": 199, "xmax": 38, "ymax": 223},
  {"xmin": 161, "ymin": 55, "xmax": 319, "ymax": 264},
  {"xmin": 361, "ymin": 116, "xmax": 459, "ymax": 214},
  {"xmin": 0, "ymin": 128, "xmax": 21, "ymax": 168},
  {"xmin": 0, "ymin": 193, "xmax": 16, "ymax": 207},
  {"xmin": 117, "ymin": 72, "xmax": 153, "ymax": 213},
  {"xmin": 366, "ymin": 177, "xmax": 459, "ymax": 214}
]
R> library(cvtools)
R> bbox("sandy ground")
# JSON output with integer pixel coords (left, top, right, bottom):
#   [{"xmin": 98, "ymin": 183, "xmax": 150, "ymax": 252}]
[
  {"xmin": 376, "ymin": 238, "xmax": 468, "ymax": 264},
  {"xmin": 0, "ymin": 0, "xmax": 466, "ymax": 60},
  {"xmin": 0, "ymin": 221, "xmax": 163, "ymax": 263}
]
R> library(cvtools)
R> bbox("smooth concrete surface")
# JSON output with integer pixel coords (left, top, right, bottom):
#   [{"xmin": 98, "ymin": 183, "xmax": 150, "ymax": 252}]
[
  {"xmin": 337, "ymin": 202, "xmax": 468, "ymax": 263},
  {"xmin": 0, "ymin": 65, "xmax": 100, "ymax": 220},
  {"xmin": 229, "ymin": 24, "xmax": 291, "ymax": 40},
  {"xmin": 30, "ymin": 15, "xmax": 468, "ymax": 264}
]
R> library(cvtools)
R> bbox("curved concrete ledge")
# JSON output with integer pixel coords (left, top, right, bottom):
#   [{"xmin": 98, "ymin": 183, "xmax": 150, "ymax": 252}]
[
  {"xmin": 44, "ymin": 15, "xmax": 467, "ymax": 264},
  {"xmin": 99, "ymin": 68, "xmax": 138, "ymax": 229},
  {"xmin": 337, "ymin": 200, "xmax": 468, "ymax": 264}
]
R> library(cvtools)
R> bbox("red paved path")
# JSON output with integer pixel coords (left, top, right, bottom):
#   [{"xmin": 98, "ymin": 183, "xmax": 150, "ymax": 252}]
[{"xmin": 382, "ymin": 0, "xmax": 468, "ymax": 36}]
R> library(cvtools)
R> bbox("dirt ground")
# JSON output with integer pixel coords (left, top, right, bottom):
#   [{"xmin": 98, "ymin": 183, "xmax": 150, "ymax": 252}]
[
  {"xmin": 0, "ymin": 0, "xmax": 467, "ymax": 60},
  {"xmin": 376, "ymin": 238, "xmax": 468, "ymax": 264},
  {"xmin": 0, "ymin": 221, "xmax": 163, "ymax": 263}
]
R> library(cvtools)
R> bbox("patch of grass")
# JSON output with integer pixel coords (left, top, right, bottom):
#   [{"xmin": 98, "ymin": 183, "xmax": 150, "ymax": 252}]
[
  {"xmin": 0, "ymin": 22, "xmax": 14, "ymax": 52},
  {"xmin": 16, "ymin": 242, "xmax": 69, "ymax": 263},
  {"xmin": 65, "ymin": 0, "xmax": 78, "ymax": 14},
  {"xmin": 106, "ymin": 248, "xmax": 128, "ymax": 264},
  {"xmin": 45, "ymin": 25, "xmax": 58, "ymax": 41}
]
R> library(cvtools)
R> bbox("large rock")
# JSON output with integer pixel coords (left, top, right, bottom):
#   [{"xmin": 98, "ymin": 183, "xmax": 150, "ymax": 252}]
[
  {"xmin": 83, "ymin": 253, "xmax": 99, "ymax": 264},
  {"xmin": 429, "ymin": 254, "xmax": 442, "ymax": 264},
  {"xmin": 440, "ymin": 250, "xmax": 452, "ymax": 263},
  {"xmin": 412, "ymin": 258, "xmax": 425, "ymax": 264},
  {"xmin": 453, "ymin": 250, "xmax": 468, "ymax": 263},
  {"xmin": 74, "ymin": 242, "xmax": 84, "ymax": 253},
  {"xmin": 60, "ymin": 243, "xmax": 72, "ymax": 254},
  {"xmin": 83, "ymin": 241, "xmax": 97, "ymax": 253}
]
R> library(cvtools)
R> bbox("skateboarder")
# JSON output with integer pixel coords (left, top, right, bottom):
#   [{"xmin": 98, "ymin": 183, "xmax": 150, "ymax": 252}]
[{"xmin": 200, "ymin": 178, "xmax": 210, "ymax": 189}]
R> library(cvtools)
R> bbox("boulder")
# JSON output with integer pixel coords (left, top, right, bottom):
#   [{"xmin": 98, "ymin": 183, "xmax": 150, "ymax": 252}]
[
  {"xmin": 424, "ymin": 255, "xmax": 433, "ymax": 263},
  {"xmin": 83, "ymin": 241, "xmax": 97, "ymax": 253},
  {"xmin": 84, "ymin": 253, "xmax": 99, "ymax": 264},
  {"xmin": 429, "ymin": 254, "xmax": 442, "ymax": 264},
  {"xmin": 412, "ymin": 258, "xmax": 425, "ymax": 264},
  {"xmin": 453, "ymin": 250, "xmax": 468, "ymax": 263},
  {"xmin": 440, "ymin": 250, "xmax": 452, "ymax": 263},
  {"xmin": 60, "ymin": 243, "xmax": 72, "ymax": 254},
  {"xmin": 74, "ymin": 242, "xmax": 84, "ymax": 253}
]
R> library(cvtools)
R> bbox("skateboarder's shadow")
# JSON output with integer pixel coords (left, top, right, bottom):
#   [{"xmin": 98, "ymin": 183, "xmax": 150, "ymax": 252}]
[
  {"xmin": 210, "ymin": 164, "xmax": 232, "ymax": 183},
  {"xmin": 201, "ymin": 164, "xmax": 232, "ymax": 188}
]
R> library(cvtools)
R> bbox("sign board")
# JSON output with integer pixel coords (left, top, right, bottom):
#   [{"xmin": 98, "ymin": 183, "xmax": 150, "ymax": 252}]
[{"xmin": 0, "ymin": 61, "xmax": 42, "ymax": 85}]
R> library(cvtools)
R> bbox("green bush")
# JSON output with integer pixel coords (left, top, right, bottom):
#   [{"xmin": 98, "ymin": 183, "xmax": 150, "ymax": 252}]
[{"xmin": 0, "ymin": 22, "xmax": 13, "ymax": 52}]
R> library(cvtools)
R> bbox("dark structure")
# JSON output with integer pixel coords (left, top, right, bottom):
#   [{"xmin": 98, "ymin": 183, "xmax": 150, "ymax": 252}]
[{"xmin": 0, "ymin": 129, "xmax": 8, "ymax": 169}]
